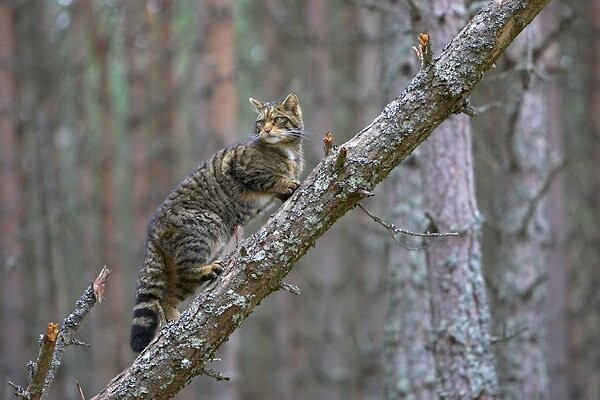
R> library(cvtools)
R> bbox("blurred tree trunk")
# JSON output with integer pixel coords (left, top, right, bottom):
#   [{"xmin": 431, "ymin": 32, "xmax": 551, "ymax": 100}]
[
  {"xmin": 259, "ymin": 2, "xmax": 301, "ymax": 399},
  {"xmin": 568, "ymin": 0, "xmax": 600, "ymax": 397},
  {"xmin": 486, "ymin": 20, "xmax": 551, "ymax": 399},
  {"xmin": 84, "ymin": 0, "xmax": 128, "ymax": 377},
  {"xmin": 382, "ymin": 2, "xmax": 436, "ymax": 399},
  {"xmin": 0, "ymin": 2, "xmax": 28, "ymax": 392},
  {"xmin": 343, "ymin": 6, "xmax": 385, "ymax": 399},
  {"xmin": 412, "ymin": 1, "xmax": 499, "ymax": 397},
  {"xmin": 204, "ymin": 0, "xmax": 237, "ymax": 149},
  {"xmin": 199, "ymin": 1, "xmax": 240, "ymax": 399},
  {"xmin": 303, "ymin": 1, "xmax": 345, "ymax": 399},
  {"xmin": 305, "ymin": 0, "xmax": 332, "ymax": 159},
  {"xmin": 71, "ymin": 1, "xmax": 102, "ymax": 394},
  {"xmin": 542, "ymin": 6, "xmax": 569, "ymax": 399},
  {"xmin": 124, "ymin": 1, "xmax": 152, "ymax": 244}
]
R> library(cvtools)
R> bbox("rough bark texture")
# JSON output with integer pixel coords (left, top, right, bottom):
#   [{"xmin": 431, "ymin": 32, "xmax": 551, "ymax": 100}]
[
  {"xmin": 92, "ymin": 1, "xmax": 550, "ymax": 398},
  {"xmin": 487, "ymin": 20, "xmax": 551, "ymax": 399},
  {"xmin": 382, "ymin": 2, "xmax": 436, "ymax": 399},
  {"xmin": 411, "ymin": 0, "xmax": 498, "ymax": 397}
]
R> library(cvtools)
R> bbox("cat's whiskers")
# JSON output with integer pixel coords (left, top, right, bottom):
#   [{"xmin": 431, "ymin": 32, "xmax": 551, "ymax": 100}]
[{"xmin": 282, "ymin": 129, "xmax": 312, "ymax": 141}]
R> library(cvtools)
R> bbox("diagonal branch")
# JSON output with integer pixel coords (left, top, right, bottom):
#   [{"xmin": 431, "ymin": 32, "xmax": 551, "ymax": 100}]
[{"xmin": 92, "ymin": 1, "xmax": 551, "ymax": 398}]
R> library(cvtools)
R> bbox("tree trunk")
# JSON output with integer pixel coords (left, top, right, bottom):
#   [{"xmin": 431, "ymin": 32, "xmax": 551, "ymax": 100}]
[
  {"xmin": 84, "ymin": 0, "xmax": 128, "ymax": 377},
  {"xmin": 204, "ymin": 0, "xmax": 237, "ymax": 148},
  {"xmin": 92, "ymin": 2, "xmax": 551, "ymax": 397},
  {"xmin": 382, "ymin": 2, "xmax": 436, "ymax": 399},
  {"xmin": 412, "ymin": 1, "xmax": 498, "ymax": 397},
  {"xmin": 124, "ymin": 1, "xmax": 151, "ymax": 244},
  {"xmin": 568, "ymin": 0, "xmax": 600, "ymax": 397},
  {"xmin": 303, "ymin": 1, "xmax": 348, "ymax": 399},
  {"xmin": 486, "ymin": 18, "xmax": 552, "ymax": 399},
  {"xmin": 541, "ymin": 6, "xmax": 569, "ymax": 398},
  {"xmin": 202, "ymin": 2, "xmax": 240, "ymax": 398},
  {"xmin": 0, "ymin": 2, "xmax": 28, "ymax": 391}
]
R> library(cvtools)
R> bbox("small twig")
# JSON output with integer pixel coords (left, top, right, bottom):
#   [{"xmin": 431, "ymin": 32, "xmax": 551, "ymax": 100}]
[
  {"xmin": 279, "ymin": 282, "xmax": 301, "ymax": 295},
  {"xmin": 359, "ymin": 204, "xmax": 459, "ymax": 238},
  {"xmin": 358, "ymin": 204, "xmax": 458, "ymax": 251},
  {"xmin": 202, "ymin": 367, "xmax": 231, "ymax": 382},
  {"xmin": 334, "ymin": 146, "xmax": 347, "ymax": 170},
  {"xmin": 65, "ymin": 338, "xmax": 91, "ymax": 347},
  {"xmin": 412, "ymin": 33, "xmax": 433, "ymax": 69},
  {"xmin": 76, "ymin": 381, "xmax": 86, "ymax": 400},
  {"xmin": 454, "ymin": 97, "xmax": 479, "ymax": 117},
  {"xmin": 323, "ymin": 131, "xmax": 333, "ymax": 155},
  {"xmin": 356, "ymin": 188, "xmax": 375, "ymax": 198},
  {"xmin": 491, "ymin": 325, "xmax": 529, "ymax": 344},
  {"xmin": 27, "ymin": 323, "xmax": 59, "ymax": 399},
  {"xmin": 8, "ymin": 381, "xmax": 29, "ymax": 399},
  {"xmin": 514, "ymin": 158, "xmax": 567, "ymax": 236}
]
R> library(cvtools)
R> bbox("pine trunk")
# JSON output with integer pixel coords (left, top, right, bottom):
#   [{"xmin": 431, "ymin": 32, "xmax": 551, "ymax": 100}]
[{"xmin": 412, "ymin": 1, "xmax": 499, "ymax": 397}]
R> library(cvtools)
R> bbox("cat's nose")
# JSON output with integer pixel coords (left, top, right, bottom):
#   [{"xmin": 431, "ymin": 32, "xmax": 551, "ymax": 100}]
[{"xmin": 264, "ymin": 126, "xmax": 272, "ymax": 133}]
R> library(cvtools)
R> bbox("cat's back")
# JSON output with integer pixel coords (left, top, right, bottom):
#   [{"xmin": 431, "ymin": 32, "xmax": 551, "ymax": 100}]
[{"xmin": 149, "ymin": 142, "xmax": 268, "ymax": 235}]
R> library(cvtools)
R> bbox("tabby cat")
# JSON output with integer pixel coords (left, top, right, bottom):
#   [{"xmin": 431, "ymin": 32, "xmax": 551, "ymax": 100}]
[{"xmin": 130, "ymin": 93, "xmax": 304, "ymax": 352}]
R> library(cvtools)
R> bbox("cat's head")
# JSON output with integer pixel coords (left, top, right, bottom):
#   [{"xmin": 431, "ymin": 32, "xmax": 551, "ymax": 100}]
[{"xmin": 249, "ymin": 93, "xmax": 303, "ymax": 144}]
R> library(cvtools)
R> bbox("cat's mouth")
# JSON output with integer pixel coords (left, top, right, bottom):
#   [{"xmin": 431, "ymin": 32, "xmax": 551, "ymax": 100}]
[{"xmin": 259, "ymin": 131, "xmax": 286, "ymax": 144}]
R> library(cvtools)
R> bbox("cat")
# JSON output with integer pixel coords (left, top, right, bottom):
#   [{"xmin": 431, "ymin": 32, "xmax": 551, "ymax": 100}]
[{"xmin": 130, "ymin": 93, "xmax": 304, "ymax": 352}]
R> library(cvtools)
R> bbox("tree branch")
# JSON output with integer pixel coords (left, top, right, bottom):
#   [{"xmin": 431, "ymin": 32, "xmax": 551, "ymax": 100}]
[
  {"xmin": 41, "ymin": 267, "xmax": 110, "ymax": 399},
  {"xmin": 92, "ymin": 1, "xmax": 550, "ymax": 398},
  {"xmin": 10, "ymin": 266, "xmax": 110, "ymax": 399}
]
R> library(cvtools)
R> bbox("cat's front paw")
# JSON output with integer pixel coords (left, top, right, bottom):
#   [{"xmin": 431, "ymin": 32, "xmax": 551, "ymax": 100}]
[
  {"xmin": 282, "ymin": 179, "xmax": 300, "ymax": 195},
  {"xmin": 277, "ymin": 179, "xmax": 300, "ymax": 202},
  {"xmin": 198, "ymin": 261, "xmax": 224, "ymax": 281}
]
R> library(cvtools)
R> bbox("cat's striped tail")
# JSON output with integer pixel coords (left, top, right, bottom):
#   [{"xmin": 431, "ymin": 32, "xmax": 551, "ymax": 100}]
[{"xmin": 130, "ymin": 241, "xmax": 166, "ymax": 352}]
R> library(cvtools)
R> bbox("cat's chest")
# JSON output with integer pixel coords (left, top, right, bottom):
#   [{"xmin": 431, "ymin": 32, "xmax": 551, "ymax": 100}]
[{"xmin": 284, "ymin": 147, "xmax": 297, "ymax": 162}]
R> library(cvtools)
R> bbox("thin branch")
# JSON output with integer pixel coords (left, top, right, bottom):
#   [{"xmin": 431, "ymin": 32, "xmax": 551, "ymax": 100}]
[
  {"xmin": 358, "ymin": 203, "xmax": 459, "ymax": 239},
  {"xmin": 202, "ymin": 367, "xmax": 231, "ymax": 382},
  {"xmin": 8, "ymin": 381, "xmax": 28, "ymax": 399},
  {"xmin": 279, "ymin": 282, "xmax": 302, "ymax": 295},
  {"xmin": 27, "ymin": 323, "xmax": 59, "ymax": 400},
  {"xmin": 491, "ymin": 325, "xmax": 529, "ymax": 344},
  {"xmin": 334, "ymin": 146, "xmax": 348, "ymax": 170},
  {"xmin": 38, "ymin": 266, "xmax": 110, "ymax": 400},
  {"xmin": 412, "ymin": 33, "xmax": 433, "ymax": 69},
  {"xmin": 323, "ymin": 131, "xmax": 333, "ymax": 155},
  {"xmin": 514, "ymin": 158, "xmax": 567, "ymax": 236},
  {"xmin": 454, "ymin": 97, "xmax": 479, "ymax": 117},
  {"xmin": 76, "ymin": 381, "xmax": 86, "ymax": 400}
]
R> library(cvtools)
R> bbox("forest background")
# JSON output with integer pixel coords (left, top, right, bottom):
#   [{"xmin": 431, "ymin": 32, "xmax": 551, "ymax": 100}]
[{"xmin": 0, "ymin": 0, "xmax": 598, "ymax": 399}]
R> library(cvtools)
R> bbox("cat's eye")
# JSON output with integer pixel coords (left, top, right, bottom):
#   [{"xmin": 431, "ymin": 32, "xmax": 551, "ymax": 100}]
[
  {"xmin": 274, "ymin": 116, "xmax": 288, "ymax": 124},
  {"xmin": 256, "ymin": 119, "xmax": 265, "ymax": 128}
]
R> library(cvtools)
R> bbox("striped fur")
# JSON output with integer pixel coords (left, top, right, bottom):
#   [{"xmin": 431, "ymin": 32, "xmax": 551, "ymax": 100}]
[{"xmin": 130, "ymin": 93, "xmax": 304, "ymax": 352}]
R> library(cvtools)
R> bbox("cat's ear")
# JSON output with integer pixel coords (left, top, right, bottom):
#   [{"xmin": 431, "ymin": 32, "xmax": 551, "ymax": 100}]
[
  {"xmin": 282, "ymin": 93, "xmax": 300, "ymax": 114},
  {"xmin": 249, "ymin": 98, "xmax": 264, "ymax": 113}
]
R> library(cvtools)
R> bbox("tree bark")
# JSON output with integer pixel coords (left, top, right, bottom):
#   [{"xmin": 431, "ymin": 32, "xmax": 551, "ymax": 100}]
[
  {"xmin": 382, "ymin": 2, "xmax": 437, "ymax": 399},
  {"xmin": 411, "ymin": 1, "xmax": 498, "ymax": 397},
  {"xmin": 486, "ymin": 19, "xmax": 551, "ymax": 399},
  {"xmin": 92, "ymin": 1, "xmax": 550, "ymax": 398}
]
